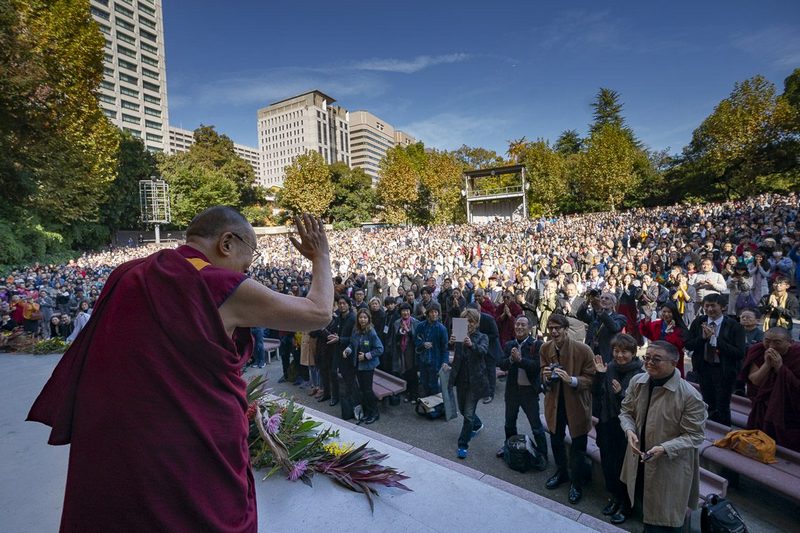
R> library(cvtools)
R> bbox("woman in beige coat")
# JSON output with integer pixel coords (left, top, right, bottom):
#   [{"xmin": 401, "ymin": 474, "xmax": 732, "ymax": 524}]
[
  {"xmin": 619, "ymin": 340, "xmax": 707, "ymax": 531},
  {"xmin": 300, "ymin": 331, "xmax": 320, "ymax": 396}
]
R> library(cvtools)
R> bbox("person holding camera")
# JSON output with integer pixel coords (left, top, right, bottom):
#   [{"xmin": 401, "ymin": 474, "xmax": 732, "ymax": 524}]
[
  {"xmin": 540, "ymin": 314, "xmax": 596, "ymax": 504},
  {"xmin": 619, "ymin": 340, "xmax": 707, "ymax": 532}
]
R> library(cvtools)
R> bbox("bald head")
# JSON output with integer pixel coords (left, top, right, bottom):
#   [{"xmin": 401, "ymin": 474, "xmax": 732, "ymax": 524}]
[{"xmin": 186, "ymin": 206, "xmax": 250, "ymax": 241}]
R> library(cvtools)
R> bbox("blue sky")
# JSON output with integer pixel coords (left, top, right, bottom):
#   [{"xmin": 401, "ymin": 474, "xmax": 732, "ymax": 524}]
[{"xmin": 164, "ymin": 0, "xmax": 800, "ymax": 156}]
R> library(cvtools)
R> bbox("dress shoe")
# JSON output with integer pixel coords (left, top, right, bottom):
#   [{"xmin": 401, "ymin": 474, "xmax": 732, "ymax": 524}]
[
  {"xmin": 568, "ymin": 484, "xmax": 583, "ymax": 504},
  {"xmin": 545, "ymin": 471, "xmax": 569, "ymax": 490},
  {"xmin": 496, "ymin": 446, "xmax": 506, "ymax": 458},
  {"xmin": 610, "ymin": 511, "xmax": 627, "ymax": 524},
  {"xmin": 364, "ymin": 414, "xmax": 380, "ymax": 425},
  {"xmin": 602, "ymin": 498, "xmax": 619, "ymax": 516},
  {"xmin": 329, "ymin": 398, "xmax": 339, "ymax": 407},
  {"xmin": 317, "ymin": 395, "xmax": 330, "ymax": 402},
  {"xmin": 482, "ymin": 395, "xmax": 493, "ymax": 404}
]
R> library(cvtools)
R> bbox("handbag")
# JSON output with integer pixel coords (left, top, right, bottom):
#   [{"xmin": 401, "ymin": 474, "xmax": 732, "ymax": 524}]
[{"xmin": 700, "ymin": 494, "xmax": 748, "ymax": 533}]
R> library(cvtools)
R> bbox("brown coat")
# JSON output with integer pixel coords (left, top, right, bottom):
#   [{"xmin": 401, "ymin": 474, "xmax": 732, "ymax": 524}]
[
  {"xmin": 300, "ymin": 332, "xmax": 317, "ymax": 367},
  {"xmin": 540, "ymin": 337, "xmax": 596, "ymax": 437},
  {"xmin": 619, "ymin": 369, "xmax": 707, "ymax": 527}
]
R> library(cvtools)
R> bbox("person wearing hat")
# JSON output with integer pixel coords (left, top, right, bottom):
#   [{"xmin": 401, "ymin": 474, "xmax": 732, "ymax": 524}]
[{"xmin": 414, "ymin": 302, "xmax": 449, "ymax": 396}]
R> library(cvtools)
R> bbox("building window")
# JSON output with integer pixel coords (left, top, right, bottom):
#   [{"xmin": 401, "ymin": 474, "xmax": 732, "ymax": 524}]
[
  {"xmin": 141, "ymin": 54, "xmax": 158, "ymax": 67},
  {"xmin": 120, "ymin": 86, "xmax": 139, "ymax": 97},
  {"xmin": 143, "ymin": 93, "xmax": 160, "ymax": 104},
  {"xmin": 98, "ymin": 23, "xmax": 111, "ymax": 35},
  {"xmin": 142, "ymin": 81, "xmax": 160, "ymax": 92},
  {"xmin": 119, "ymin": 73, "xmax": 139, "ymax": 84},
  {"xmin": 103, "ymin": 66, "xmax": 115, "ymax": 76},
  {"xmin": 124, "ymin": 129, "xmax": 142, "ymax": 138},
  {"xmin": 144, "ymin": 107, "xmax": 160, "ymax": 117},
  {"xmin": 145, "ymin": 119, "xmax": 162, "ymax": 129},
  {"xmin": 140, "ymin": 29, "xmax": 157, "ymax": 42},
  {"xmin": 121, "ymin": 100, "xmax": 138, "ymax": 110},
  {"xmin": 100, "ymin": 80, "xmax": 115, "ymax": 90},
  {"xmin": 117, "ymin": 45, "xmax": 136, "ymax": 58},
  {"xmin": 139, "ymin": 15, "xmax": 156, "ymax": 30},
  {"xmin": 141, "ymin": 41, "xmax": 158, "ymax": 54},
  {"xmin": 116, "ymin": 30, "xmax": 136, "ymax": 44},
  {"xmin": 142, "ymin": 68, "xmax": 159, "ymax": 80},
  {"xmin": 98, "ymin": 94, "xmax": 115, "ymax": 104},
  {"xmin": 118, "ymin": 58, "xmax": 137, "ymax": 71},
  {"xmin": 139, "ymin": 3, "xmax": 156, "ymax": 16},
  {"xmin": 122, "ymin": 113, "xmax": 139, "ymax": 124},
  {"xmin": 116, "ymin": 18, "xmax": 135, "ymax": 31},
  {"xmin": 146, "ymin": 133, "xmax": 163, "ymax": 142},
  {"xmin": 90, "ymin": 7, "xmax": 110, "ymax": 20},
  {"xmin": 114, "ymin": 3, "xmax": 135, "ymax": 18}
]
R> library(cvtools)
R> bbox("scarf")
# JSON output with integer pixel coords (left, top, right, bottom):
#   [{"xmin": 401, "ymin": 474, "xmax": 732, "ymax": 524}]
[
  {"xmin": 399, "ymin": 316, "xmax": 412, "ymax": 353},
  {"xmin": 764, "ymin": 292, "xmax": 790, "ymax": 330}
]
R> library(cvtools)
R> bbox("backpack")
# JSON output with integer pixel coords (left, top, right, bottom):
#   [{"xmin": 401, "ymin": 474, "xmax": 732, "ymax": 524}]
[
  {"xmin": 700, "ymin": 494, "xmax": 748, "ymax": 533},
  {"xmin": 502, "ymin": 435, "xmax": 547, "ymax": 472}
]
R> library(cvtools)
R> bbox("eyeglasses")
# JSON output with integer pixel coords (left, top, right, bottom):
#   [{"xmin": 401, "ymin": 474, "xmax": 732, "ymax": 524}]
[
  {"xmin": 232, "ymin": 233, "xmax": 261, "ymax": 266},
  {"xmin": 642, "ymin": 355, "xmax": 668, "ymax": 365}
]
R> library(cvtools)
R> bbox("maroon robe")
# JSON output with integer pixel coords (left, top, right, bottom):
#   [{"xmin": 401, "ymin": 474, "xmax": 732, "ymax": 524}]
[
  {"xmin": 495, "ymin": 300, "xmax": 522, "ymax": 346},
  {"xmin": 741, "ymin": 342, "xmax": 800, "ymax": 452},
  {"xmin": 28, "ymin": 246, "xmax": 256, "ymax": 532}
]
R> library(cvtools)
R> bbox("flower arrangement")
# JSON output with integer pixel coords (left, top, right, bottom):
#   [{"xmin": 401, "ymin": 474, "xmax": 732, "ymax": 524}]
[{"xmin": 246, "ymin": 375, "xmax": 411, "ymax": 511}]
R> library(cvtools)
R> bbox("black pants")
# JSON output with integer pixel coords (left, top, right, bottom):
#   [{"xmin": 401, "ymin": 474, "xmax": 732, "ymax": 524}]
[
  {"xmin": 549, "ymin": 390, "xmax": 589, "ymax": 485},
  {"xmin": 279, "ymin": 334, "xmax": 296, "ymax": 378},
  {"xmin": 699, "ymin": 364, "xmax": 733, "ymax": 426},
  {"xmin": 402, "ymin": 366, "xmax": 419, "ymax": 400},
  {"xmin": 340, "ymin": 362, "xmax": 358, "ymax": 408},
  {"xmin": 357, "ymin": 369, "xmax": 378, "ymax": 417},
  {"xmin": 319, "ymin": 348, "xmax": 333, "ymax": 398},
  {"xmin": 504, "ymin": 385, "xmax": 545, "ymax": 438},
  {"xmin": 596, "ymin": 418, "xmax": 630, "ymax": 507}
]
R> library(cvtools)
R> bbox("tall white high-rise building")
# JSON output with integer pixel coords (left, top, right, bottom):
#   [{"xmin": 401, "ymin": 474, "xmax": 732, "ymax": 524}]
[
  {"xmin": 167, "ymin": 126, "xmax": 262, "ymax": 177},
  {"xmin": 90, "ymin": 0, "xmax": 169, "ymax": 153},
  {"xmin": 349, "ymin": 110, "xmax": 416, "ymax": 185},
  {"xmin": 257, "ymin": 90, "xmax": 350, "ymax": 188}
]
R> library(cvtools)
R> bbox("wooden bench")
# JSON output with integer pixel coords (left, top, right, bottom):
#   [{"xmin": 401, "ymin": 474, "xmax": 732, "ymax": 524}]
[
  {"xmin": 700, "ymin": 420, "xmax": 800, "ymax": 504},
  {"xmin": 372, "ymin": 369, "xmax": 406, "ymax": 401},
  {"xmin": 263, "ymin": 339, "xmax": 280, "ymax": 364},
  {"xmin": 542, "ymin": 415, "xmax": 728, "ymax": 501}
]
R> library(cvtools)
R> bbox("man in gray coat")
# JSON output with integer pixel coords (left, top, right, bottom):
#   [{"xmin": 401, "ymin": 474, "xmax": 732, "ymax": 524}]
[{"xmin": 619, "ymin": 340, "xmax": 707, "ymax": 532}]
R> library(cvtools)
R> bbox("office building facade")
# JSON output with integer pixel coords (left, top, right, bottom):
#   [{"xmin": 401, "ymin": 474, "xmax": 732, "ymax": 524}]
[
  {"xmin": 167, "ymin": 126, "xmax": 261, "ymax": 177},
  {"xmin": 349, "ymin": 110, "xmax": 416, "ymax": 184},
  {"xmin": 257, "ymin": 90, "xmax": 350, "ymax": 188},
  {"xmin": 90, "ymin": 0, "xmax": 169, "ymax": 152}
]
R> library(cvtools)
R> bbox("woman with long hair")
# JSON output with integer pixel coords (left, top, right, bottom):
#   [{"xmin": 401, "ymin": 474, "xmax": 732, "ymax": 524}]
[{"xmin": 344, "ymin": 308, "xmax": 384, "ymax": 424}]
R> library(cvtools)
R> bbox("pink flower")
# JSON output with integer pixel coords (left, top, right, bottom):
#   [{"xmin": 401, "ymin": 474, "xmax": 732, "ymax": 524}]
[
  {"xmin": 264, "ymin": 413, "xmax": 282, "ymax": 435},
  {"xmin": 287, "ymin": 459, "xmax": 308, "ymax": 481}
]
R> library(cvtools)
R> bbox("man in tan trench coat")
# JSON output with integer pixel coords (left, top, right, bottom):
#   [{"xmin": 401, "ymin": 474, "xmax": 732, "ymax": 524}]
[
  {"xmin": 540, "ymin": 314, "xmax": 596, "ymax": 504},
  {"xmin": 619, "ymin": 340, "xmax": 707, "ymax": 531}
]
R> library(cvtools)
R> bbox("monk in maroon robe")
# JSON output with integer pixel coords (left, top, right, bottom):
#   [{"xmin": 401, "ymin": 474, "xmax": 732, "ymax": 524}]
[
  {"xmin": 28, "ymin": 208, "xmax": 332, "ymax": 532},
  {"xmin": 741, "ymin": 327, "xmax": 800, "ymax": 452}
]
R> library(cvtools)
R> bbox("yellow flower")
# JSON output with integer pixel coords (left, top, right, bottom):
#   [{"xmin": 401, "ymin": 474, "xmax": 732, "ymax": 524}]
[{"xmin": 323, "ymin": 442, "xmax": 353, "ymax": 457}]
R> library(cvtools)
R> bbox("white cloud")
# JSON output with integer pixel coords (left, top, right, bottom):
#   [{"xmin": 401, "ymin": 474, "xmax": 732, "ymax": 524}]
[
  {"xmin": 353, "ymin": 53, "xmax": 470, "ymax": 74},
  {"xmin": 733, "ymin": 26, "xmax": 800, "ymax": 68},
  {"xmin": 399, "ymin": 113, "xmax": 509, "ymax": 151}
]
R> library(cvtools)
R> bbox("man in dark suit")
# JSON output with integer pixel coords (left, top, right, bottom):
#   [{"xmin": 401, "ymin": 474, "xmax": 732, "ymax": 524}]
[
  {"xmin": 686, "ymin": 293, "xmax": 746, "ymax": 426},
  {"xmin": 559, "ymin": 282, "xmax": 587, "ymax": 342},
  {"xmin": 325, "ymin": 296, "xmax": 356, "ymax": 407}
]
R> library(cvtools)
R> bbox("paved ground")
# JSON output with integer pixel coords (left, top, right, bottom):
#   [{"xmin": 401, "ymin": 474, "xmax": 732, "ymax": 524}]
[
  {"xmin": 250, "ymin": 357, "xmax": 799, "ymax": 533},
  {"xmin": 1, "ymin": 353, "xmax": 797, "ymax": 532}
]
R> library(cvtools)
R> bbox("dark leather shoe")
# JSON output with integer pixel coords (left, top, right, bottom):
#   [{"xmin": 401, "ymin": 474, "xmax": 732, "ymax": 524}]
[
  {"xmin": 609, "ymin": 511, "xmax": 627, "ymax": 524},
  {"xmin": 482, "ymin": 395, "xmax": 493, "ymax": 404},
  {"xmin": 545, "ymin": 471, "xmax": 569, "ymax": 490},
  {"xmin": 568, "ymin": 484, "xmax": 583, "ymax": 504},
  {"xmin": 496, "ymin": 447, "xmax": 506, "ymax": 458},
  {"xmin": 364, "ymin": 414, "xmax": 379, "ymax": 425},
  {"xmin": 602, "ymin": 499, "xmax": 619, "ymax": 516},
  {"xmin": 317, "ymin": 395, "xmax": 330, "ymax": 402},
  {"xmin": 329, "ymin": 398, "xmax": 339, "ymax": 407}
]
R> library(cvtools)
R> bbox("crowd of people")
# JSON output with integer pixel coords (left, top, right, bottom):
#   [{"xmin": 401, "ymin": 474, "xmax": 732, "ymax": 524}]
[{"xmin": 6, "ymin": 193, "xmax": 800, "ymax": 530}]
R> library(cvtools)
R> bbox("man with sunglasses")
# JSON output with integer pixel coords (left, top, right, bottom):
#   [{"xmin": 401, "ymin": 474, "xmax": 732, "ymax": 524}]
[
  {"xmin": 619, "ymin": 340, "xmax": 707, "ymax": 532},
  {"xmin": 29, "ymin": 207, "xmax": 333, "ymax": 533}
]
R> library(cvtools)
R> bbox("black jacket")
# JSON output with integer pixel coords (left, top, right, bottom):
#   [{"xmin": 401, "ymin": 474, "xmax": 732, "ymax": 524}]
[
  {"xmin": 332, "ymin": 309, "xmax": 356, "ymax": 357},
  {"xmin": 498, "ymin": 336, "xmax": 543, "ymax": 394},
  {"xmin": 479, "ymin": 311, "xmax": 503, "ymax": 362},
  {"xmin": 448, "ymin": 331, "xmax": 491, "ymax": 399},
  {"xmin": 685, "ymin": 315, "xmax": 745, "ymax": 381}
]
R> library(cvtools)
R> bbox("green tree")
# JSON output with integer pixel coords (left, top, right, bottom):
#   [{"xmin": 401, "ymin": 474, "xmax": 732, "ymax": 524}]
[
  {"xmin": 574, "ymin": 124, "xmax": 639, "ymax": 211},
  {"xmin": 506, "ymin": 137, "xmax": 528, "ymax": 163},
  {"xmin": 279, "ymin": 151, "xmax": 333, "ymax": 216},
  {"xmin": 420, "ymin": 150, "xmax": 466, "ymax": 224},
  {"xmin": 589, "ymin": 88, "xmax": 639, "ymax": 147},
  {"xmin": 554, "ymin": 130, "xmax": 583, "ymax": 155},
  {"xmin": 451, "ymin": 145, "xmax": 505, "ymax": 170},
  {"xmin": 681, "ymin": 75, "xmax": 797, "ymax": 199},
  {"xmin": 327, "ymin": 162, "xmax": 377, "ymax": 228},
  {"xmin": 519, "ymin": 140, "xmax": 567, "ymax": 216},
  {"xmin": 782, "ymin": 67, "xmax": 800, "ymax": 112},
  {"xmin": 377, "ymin": 146, "xmax": 420, "ymax": 224},
  {"xmin": 100, "ymin": 131, "xmax": 157, "ymax": 232}
]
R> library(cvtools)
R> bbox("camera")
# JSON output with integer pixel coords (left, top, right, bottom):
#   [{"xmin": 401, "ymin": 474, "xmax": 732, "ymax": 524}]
[{"xmin": 548, "ymin": 363, "xmax": 563, "ymax": 384}]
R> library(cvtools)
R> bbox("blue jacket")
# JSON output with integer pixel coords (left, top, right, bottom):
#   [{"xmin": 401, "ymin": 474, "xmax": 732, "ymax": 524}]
[
  {"xmin": 414, "ymin": 318, "xmax": 449, "ymax": 368},
  {"xmin": 347, "ymin": 328, "xmax": 383, "ymax": 371}
]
